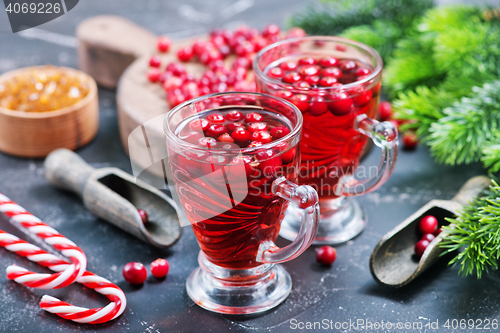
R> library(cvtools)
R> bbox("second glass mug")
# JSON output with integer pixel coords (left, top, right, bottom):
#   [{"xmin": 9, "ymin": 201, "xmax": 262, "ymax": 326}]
[
  {"xmin": 164, "ymin": 92, "xmax": 320, "ymax": 314},
  {"xmin": 254, "ymin": 36, "xmax": 398, "ymax": 244}
]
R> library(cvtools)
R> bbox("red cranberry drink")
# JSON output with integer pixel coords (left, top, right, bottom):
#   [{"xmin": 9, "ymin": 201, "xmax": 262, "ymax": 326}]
[
  {"xmin": 254, "ymin": 36, "xmax": 398, "ymax": 244},
  {"xmin": 164, "ymin": 92, "xmax": 319, "ymax": 314}
]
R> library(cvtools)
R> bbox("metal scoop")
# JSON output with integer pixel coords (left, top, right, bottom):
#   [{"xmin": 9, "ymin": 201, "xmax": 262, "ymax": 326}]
[
  {"xmin": 369, "ymin": 175, "xmax": 491, "ymax": 288},
  {"xmin": 44, "ymin": 148, "xmax": 182, "ymax": 248}
]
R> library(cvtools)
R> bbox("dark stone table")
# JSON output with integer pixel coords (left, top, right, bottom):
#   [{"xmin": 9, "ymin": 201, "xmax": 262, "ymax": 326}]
[{"xmin": 0, "ymin": 1, "xmax": 498, "ymax": 332}]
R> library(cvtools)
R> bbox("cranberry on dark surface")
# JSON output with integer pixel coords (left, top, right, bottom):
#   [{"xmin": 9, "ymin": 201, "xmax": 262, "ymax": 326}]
[
  {"xmin": 403, "ymin": 131, "xmax": 419, "ymax": 151},
  {"xmin": 316, "ymin": 246, "xmax": 337, "ymax": 266},
  {"xmin": 150, "ymin": 259, "xmax": 170, "ymax": 278},
  {"xmin": 123, "ymin": 262, "xmax": 147, "ymax": 284}
]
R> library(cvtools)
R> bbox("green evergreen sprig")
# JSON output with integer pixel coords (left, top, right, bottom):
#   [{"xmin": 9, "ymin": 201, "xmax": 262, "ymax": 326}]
[
  {"xmin": 289, "ymin": 0, "xmax": 433, "ymax": 50},
  {"xmin": 427, "ymin": 81, "xmax": 500, "ymax": 167},
  {"xmin": 440, "ymin": 180, "xmax": 500, "ymax": 278}
]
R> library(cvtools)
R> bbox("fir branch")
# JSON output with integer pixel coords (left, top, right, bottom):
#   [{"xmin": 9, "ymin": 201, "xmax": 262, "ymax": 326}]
[
  {"xmin": 289, "ymin": 0, "xmax": 433, "ymax": 37},
  {"xmin": 427, "ymin": 81, "xmax": 500, "ymax": 166},
  {"xmin": 481, "ymin": 132, "xmax": 500, "ymax": 173},
  {"xmin": 440, "ymin": 180, "xmax": 500, "ymax": 278},
  {"xmin": 341, "ymin": 20, "xmax": 403, "ymax": 63}
]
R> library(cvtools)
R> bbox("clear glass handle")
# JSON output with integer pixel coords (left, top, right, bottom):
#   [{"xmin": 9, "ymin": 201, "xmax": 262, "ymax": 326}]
[
  {"xmin": 256, "ymin": 177, "xmax": 320, "ymax": 264},
  {"xmin": 338, "ymin": 114, "xmax": 398, "ymax": 197}
]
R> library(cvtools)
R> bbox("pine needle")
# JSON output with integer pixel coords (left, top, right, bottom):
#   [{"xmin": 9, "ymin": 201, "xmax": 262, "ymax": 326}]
[
  {"xmin": 427, "ymin": 81, "xmax": 500, "ymax": 166},
  {"xmin": 440, "ymin": 180, "xmax": 500, "ymax": 278}
]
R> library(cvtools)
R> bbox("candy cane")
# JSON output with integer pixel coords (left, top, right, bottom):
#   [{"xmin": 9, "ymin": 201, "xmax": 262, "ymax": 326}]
[
  {"xmin": 0, "ymin": 230, "xmax": 127, "ymax": 324},
  {"xmin": 0, "ymin": 193, "xmax": 87, "ymax": 289}
]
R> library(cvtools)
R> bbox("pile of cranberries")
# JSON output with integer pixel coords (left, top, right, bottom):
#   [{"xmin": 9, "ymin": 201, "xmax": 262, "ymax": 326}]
[
  {"xmin": 147, "ymin": 24, "xmax": 306, "ymax": 108},
  {"xmin": 123, "ymin": 258, "xmax": 170, "ymax": 284},
  {"xmin": 183, "ymin": 110, "xmax": 295, "ymax": 177},
  {"xmin": 414, "ymin": 215, "xmax": 441, "ymax": 259},
  {"xmin": 265, "ymin": 56, "xmax": 377, "ymax": 117}
]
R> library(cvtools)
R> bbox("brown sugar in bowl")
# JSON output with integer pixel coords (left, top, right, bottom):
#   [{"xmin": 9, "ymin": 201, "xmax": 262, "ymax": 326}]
[{"xmin": 0, "ymin": 66, "xmax": 99, "ymax": 158}]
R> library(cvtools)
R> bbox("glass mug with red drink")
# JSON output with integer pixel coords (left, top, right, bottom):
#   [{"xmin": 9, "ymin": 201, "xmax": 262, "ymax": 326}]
[
  {"xmin": 254, "ymin": 36, "xmax": 398, "ymax": 244},
  {"xmin": 164, "ymin": 92, "xmax": 320, "ymax": 314}
]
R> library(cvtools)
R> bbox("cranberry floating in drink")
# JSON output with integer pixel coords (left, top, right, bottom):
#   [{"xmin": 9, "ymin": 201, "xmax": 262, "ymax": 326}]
[
  {"xmin": 254, "ymin": 36, "xmax": 398, "ymax": 244},
  {"xmin": 164, "ymin": 92, "xmax": 320, "ymax": 314}
]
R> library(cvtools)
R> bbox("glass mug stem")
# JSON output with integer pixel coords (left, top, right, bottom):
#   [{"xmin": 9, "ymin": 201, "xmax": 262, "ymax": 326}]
[
  {"xmin": 257, "ymin": 177, "xmax": 320, "ymax": 264},
  {"xmin": 337, "ymin": 114, "xmax": 398, "ymax": 197}
]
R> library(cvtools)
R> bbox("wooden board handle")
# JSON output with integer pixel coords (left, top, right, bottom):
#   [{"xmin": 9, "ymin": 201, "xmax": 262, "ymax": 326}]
[{"xmin": 44, "ymin": 148, "xmax": 95, "ymax": 196}]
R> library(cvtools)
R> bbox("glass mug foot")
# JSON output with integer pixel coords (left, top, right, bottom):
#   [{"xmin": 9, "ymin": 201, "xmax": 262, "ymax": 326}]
[
  {"xmin": 280, "ymin": 197, "xmax": 366, "ymax": 245},
  {"xmin": 186, "ymin": 252, "xmax": 292, "ymax": 315}
]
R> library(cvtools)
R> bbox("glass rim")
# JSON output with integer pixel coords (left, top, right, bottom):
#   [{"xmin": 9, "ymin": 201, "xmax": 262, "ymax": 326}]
[
  {"xmin": 253, "ymin": 35, "xmax": 383, "ymax": 92},
  {"xmin": 164, "ymin": 91, "xmax": 303, "ymax": 154}
]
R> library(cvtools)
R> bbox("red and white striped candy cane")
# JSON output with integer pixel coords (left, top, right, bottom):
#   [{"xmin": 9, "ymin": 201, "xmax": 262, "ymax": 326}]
[
  {"xmin": 0, "ymin": 193, "xmax": 86, "ymax": 289},
  {"xmin": 0, "ymin": 231, "xmax": 127, "ymax": 324}
]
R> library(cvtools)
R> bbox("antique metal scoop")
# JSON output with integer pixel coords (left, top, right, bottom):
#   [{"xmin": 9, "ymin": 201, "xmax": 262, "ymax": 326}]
[
  {"xmin": 44, "ymin": 149, "xmax": 182, "ymax": 248},
  {"xmin": 370, "ymin": 176, "xmax": 491, "ymax": 288}
]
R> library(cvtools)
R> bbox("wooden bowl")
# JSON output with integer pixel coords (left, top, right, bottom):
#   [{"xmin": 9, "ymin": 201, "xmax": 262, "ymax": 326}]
[{"xmin": 0, "ymin": 66, "xmax": 99, "ymax": 158}]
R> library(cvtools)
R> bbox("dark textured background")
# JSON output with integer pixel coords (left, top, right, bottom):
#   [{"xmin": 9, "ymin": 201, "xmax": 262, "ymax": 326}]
[{"xmin": 0, "ymin": 1, "xmax": 499, "ymax": 332}]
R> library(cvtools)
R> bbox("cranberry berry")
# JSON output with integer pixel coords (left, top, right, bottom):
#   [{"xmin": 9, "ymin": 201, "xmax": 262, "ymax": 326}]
[
  {"xmin": 138, "ymin": 209, "xmax": 148, "ymax": 225},
  {"xmin": 319, "ymin": 56, "xmax": 338, "ymax": 67},
  {"xmin": 419, "ymin": 215, "xmax": 438, "ymax": 235},
  {"xmin": 198, "ymin": 137, "xmax": 218, "ymax": 148},
  {"xmin": 123, "ymin": 262, "xmax": 148, "ymax": 284},
  {"xmin": 150, "ymin": 259, "xmax": 170, "ymax": 278},
  {"xmin": 218, "ymin": 133, "xmax": 235, "ymax": 143},
  {"xmin": 207, "ymin": 113, "xmax": 225, "ymax": 124},
  {"xmin": 309, "ymin": 96, "xmax": 329, "ymax": 116},
  {"xmin": 328, "ymin": 92, "xmax": 353, "ymax": 116},
  {"xmin": 245, "ymin": 112, "xmax": 264, "ymax": 123},
  {"xmin": 316, "ymin": 246, "xmax": 337, "ymax": 266},
  {"xmin": 231, "ymin": 128, "xmax": 251, "ymax": 142},
  {"xmin": 270, "ymin": 126, "xmax": 290, "ymax": 139},
  {"xmin": 149, "ymin": 55, "xmax": 161, "ymax": 68},
  {"xmin": 421, "ymin": 233, "xmax": 435, "ymax": 242},
  {"xmin": 226, "ymin": 110, "xmax": 244, "ymax": 122},
  {"xmin": 414, "ymin": 240, "xmax": 430, "ymax": 258},
  {"xmin": 157, "ymin": 36, "xmax": 172, "ymax": 53},
  {"xmin": 403, "ymin": 131, "xmax": 419, "ymax": 151},
  {"xmin": 248, "ymin": 122, "xmax": 268, "ymax": 133},
  {"xmin": 251, "ymin": 131, "xmax": 273, "ymax": 144},
  {"xmin": 256, "ymin": 149, "xmax": 283, "ymax": 176},
  {"xmin": 378, "ymin": 101, "xmax": 393, "ymax": 121}
]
